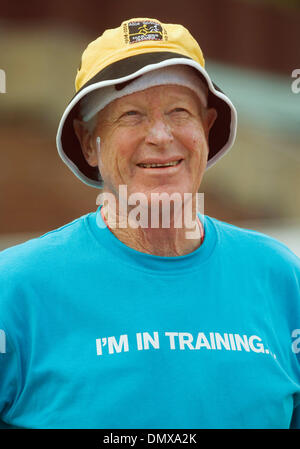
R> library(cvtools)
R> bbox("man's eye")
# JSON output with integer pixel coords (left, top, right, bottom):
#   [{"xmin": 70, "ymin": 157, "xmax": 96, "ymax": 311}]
[
  {"xmin": 123, "ymin": 110, "xmax": 139, "ymax": 116},
  {"xmin": 172, "ymin": 108, "xmax": 188, "ymax": 113},
  {"xmin": 169, "ymin": 108, "xmax": 190, "ymax": 119},
  {"xmin": 118, "ymin": 110, "xmax": 141, "ymax": 122}
]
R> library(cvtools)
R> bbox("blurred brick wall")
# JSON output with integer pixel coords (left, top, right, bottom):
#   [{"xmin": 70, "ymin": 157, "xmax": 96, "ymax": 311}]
[{"xmin": 1, "ymin": 0, "xmax": 299, "ymax": 75}]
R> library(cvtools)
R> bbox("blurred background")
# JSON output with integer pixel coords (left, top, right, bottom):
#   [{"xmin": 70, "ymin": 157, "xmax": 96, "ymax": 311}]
[{"xmin": 0, "ymin": 0, "xmax": 299, "ymax": 255}]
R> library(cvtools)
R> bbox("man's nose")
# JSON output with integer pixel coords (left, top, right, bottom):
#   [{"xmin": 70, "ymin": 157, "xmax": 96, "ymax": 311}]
[{"xmin": 144, "ymin": 116, "xmax": 173, "ymax": 146}]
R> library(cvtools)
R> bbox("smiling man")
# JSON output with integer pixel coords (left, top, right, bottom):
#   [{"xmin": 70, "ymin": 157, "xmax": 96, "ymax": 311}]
[
  {"xmin": 74, "ymin": 70, "xmax": 217, "ymax": 256},
  {"xmin": 0, "ymin": 18, "xmax": 300, "ymax": 429}
]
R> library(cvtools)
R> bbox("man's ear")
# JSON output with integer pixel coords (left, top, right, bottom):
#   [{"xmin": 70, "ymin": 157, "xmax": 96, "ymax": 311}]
[
  {"xmin": 73, "ymin": 118, "xmax": 98, "ymax": 167},
  {"xmin": 204, "ymin": 107, "xmax": 218, "ymax": 137}
]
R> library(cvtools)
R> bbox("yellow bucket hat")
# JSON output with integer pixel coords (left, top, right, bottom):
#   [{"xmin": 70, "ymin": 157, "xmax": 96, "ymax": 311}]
[{"xmin": 56, "ymin": 18, "xmax": 237, "ymax": 188}]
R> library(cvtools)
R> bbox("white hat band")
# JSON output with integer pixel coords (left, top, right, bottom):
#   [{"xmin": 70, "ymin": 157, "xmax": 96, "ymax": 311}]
[{"xmin": 80, "ymin": 65, "xmax": 208, "ymax": 123}]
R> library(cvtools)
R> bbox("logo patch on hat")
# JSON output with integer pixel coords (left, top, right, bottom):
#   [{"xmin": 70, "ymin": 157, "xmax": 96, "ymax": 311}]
[{"xmin": 124, "ymin": 20, "xmax": 167, "ymax": 44}]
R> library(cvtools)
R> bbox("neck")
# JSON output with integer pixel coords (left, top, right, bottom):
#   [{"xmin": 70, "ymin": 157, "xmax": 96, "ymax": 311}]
[{"xmin": 100, "ymin": 200, "xmax": 203, "ymax": 257}]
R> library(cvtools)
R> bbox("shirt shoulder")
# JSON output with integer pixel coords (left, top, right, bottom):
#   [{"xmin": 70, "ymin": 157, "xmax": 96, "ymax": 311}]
[
  {"xmin": 0, "ymin": 212, "xmax": 96, "ymax": 330},
  {"xmin": 207, "ymin": 215, "xmax": 300, "ymax": 268},
  {"xmin": 0, "ymin": 212, "xmax": 91, "ymax": 277},
  {"xmin": 0, "ymin": 212, "xmax": 96, "ymax": 315},
  {"xmin": 207, "ymin": 216, "xmax": 300, "ymax": 326}
]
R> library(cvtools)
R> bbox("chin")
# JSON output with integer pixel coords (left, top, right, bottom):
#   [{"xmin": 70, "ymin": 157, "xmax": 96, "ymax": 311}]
[{"xmin": 132, "ymin": 184, "xmax": 196, "ymax": 209}]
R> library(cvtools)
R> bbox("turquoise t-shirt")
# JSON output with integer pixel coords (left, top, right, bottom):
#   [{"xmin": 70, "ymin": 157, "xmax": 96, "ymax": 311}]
[{"xmin": 0, "ymin": 207, "xmax": 299, "ymax": 429}]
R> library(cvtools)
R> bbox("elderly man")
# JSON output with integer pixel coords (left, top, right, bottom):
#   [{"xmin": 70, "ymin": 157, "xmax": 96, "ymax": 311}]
[{"xmin": 0, "ymin": 18, "xmax": 300, "ymax": 430}]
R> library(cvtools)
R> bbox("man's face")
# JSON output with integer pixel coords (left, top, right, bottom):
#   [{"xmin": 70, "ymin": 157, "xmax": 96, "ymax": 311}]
[{"xmin": 85, "ymin": 84, "xmax": 216, "ymax": 201}]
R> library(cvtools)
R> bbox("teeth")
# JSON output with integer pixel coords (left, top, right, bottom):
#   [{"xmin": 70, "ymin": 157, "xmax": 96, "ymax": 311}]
[{"xmin": 139, "ymin": 160, "xmax": 181, "ymax": 168}]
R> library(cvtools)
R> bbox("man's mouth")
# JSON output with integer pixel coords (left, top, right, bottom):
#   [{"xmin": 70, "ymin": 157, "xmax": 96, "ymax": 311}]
[{"xmin": 137, "ymin": 159, "xmax": 183, "ymax": 168}]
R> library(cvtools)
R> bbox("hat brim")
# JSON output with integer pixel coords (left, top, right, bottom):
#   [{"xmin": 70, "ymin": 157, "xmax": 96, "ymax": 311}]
[{"xmin": 56, "ymin": 52, "xmax": 237, "ymax": 188}]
